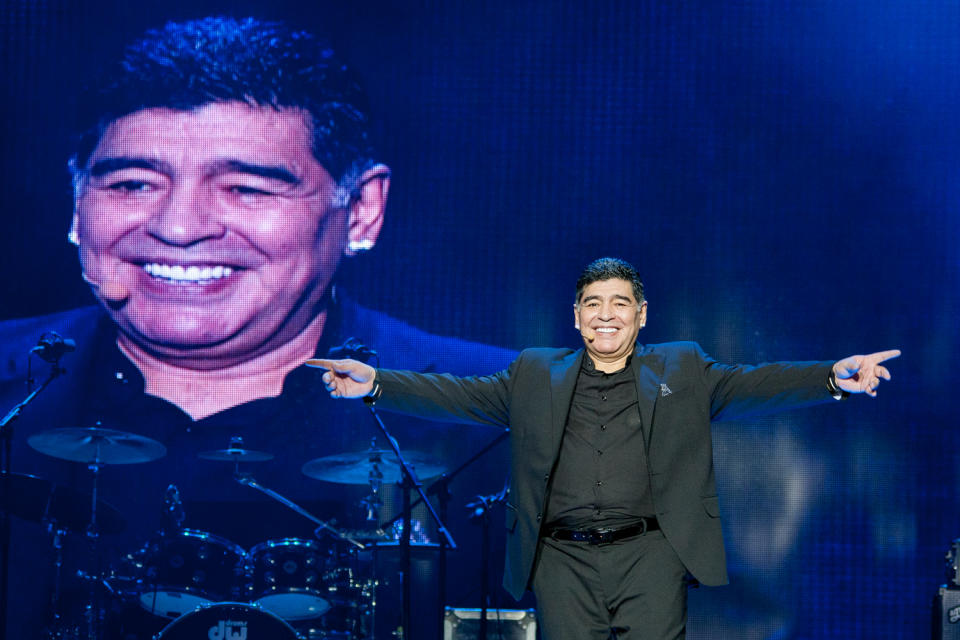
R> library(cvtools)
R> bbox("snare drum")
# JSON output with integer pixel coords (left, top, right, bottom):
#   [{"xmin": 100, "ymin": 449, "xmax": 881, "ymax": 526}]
[
  {"xmin": 155, "ymin": 602, "xmax": 302, "ymax": 639},
  {"xmin": 133, "ymin": 528, "xmax": 247, "ymax": 619},
  {"xmin": 249, "ymin": 538, "xmax": 332, "ymax": 620}
]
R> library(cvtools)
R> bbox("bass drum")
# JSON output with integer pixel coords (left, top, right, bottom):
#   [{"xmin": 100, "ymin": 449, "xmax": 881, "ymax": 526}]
[{"xmin": 155, "ymin": 602, "xmax": 302, "ymax": 639}]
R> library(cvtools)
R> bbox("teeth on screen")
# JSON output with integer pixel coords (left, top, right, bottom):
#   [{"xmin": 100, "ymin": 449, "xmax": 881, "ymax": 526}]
[{"xmin": 143, "ymin": 263, "xmax": 234, "ymax": 282}]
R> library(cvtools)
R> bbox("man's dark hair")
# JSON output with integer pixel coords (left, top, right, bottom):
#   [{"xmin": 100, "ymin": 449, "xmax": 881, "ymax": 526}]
[
  {"xmin": 71, "ymin": 16, "xmax": 375, "ymax": 190},
  {"xmin": 575, "ymin": 257, "xmax": 645, "ymax": 305}
]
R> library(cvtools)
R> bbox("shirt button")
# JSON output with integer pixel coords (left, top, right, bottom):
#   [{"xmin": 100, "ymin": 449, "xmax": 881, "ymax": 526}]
[
  {"xmin": 536, "ymin": 513, "xmax": 542, "ymax": 522},
  {"xmin": 600, "ymin": 425, "xmax": 607, "ymax": 431},
  {"xmin": 543, "ymin": 474, "xmax": 550, "ymax": 482},
  {"xmin": 602, "ymin": 395, "xmax": 608, "ymax": 401},
  {"xmin": 596, "ymin": 481, "xmax": 603, "ymax": 487}
]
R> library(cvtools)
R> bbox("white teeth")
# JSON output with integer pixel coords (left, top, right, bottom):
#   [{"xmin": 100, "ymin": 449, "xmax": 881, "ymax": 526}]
[
  {"xmin": 143, "ymin": 263, "xmax": 234, "ymax": 283},
  {"xmin": 596, "ymin": 327, "xmax": 617, "ymax": 333}
]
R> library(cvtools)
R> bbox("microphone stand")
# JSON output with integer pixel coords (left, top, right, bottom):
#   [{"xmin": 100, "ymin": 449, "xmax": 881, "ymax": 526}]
[
  {"xmin": 468, "ymin": 487, "xmax": 509, "ymax": 640},
  {"xmin": 380, "ymin": 429, "xmax": 509, "ymax": 640},
  {"xmin": 362, "ymin": 397, "xmax": 456, "ymax": 640},
  {"xmin": 0, "ymin": 357, "xmax": 65, "ymax": 639}
]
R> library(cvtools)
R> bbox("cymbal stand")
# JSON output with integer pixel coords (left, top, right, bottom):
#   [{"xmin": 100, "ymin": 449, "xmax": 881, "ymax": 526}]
[
  {"xmin": 361, "ymin": 397, "xmax": 457, "ymax": 640},
  {"xmin": 83, "ymin": 457, "xmax": 104, "ymax": 640},
  {"xmin": 0, "ymin": 356, "xmax": 65, "ymax": 638},
  {"xmin": 361, "ymin": 438, "xmax": 384, "ymax": 523},
  {"xmin": 42, "ymin": 523, "xmax": 69, "ymax": 640}
]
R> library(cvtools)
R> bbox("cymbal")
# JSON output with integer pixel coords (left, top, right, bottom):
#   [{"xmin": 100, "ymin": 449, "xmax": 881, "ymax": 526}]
[
  {"xmin": 302, "ymin": 449, "xmax": 447, "ymax": 485},
  {"xmin": 198, "ymin": 447, "xmax": 274, "ymax": 462},
  {"xmin": 0, "ymin": 472, "xmax": 125, "ymax": 535},
  {"xmin": 28, "ymin": 427, "xmax": 166, "ymax": 464}
]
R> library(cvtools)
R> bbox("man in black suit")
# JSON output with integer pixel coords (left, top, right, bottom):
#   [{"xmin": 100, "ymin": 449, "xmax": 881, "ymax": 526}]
[{"xmin": 310, "ymin": 256, "xmax": 899, "ymax": 639}]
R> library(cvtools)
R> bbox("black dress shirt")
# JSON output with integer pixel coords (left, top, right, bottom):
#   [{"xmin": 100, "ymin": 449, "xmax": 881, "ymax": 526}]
[{"xmin": 544, "ymin": 355, "xmax": 656, "ymax": 529}]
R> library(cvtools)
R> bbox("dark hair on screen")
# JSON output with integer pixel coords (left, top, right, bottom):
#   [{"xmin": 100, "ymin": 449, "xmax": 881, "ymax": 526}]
[
  {"xmin": 575, "ymin": 257, "xmax": 645, "ymax": 305},
  {"xmin": 70, "ymin": 16, "xmax": 375, "ymax": 190}
]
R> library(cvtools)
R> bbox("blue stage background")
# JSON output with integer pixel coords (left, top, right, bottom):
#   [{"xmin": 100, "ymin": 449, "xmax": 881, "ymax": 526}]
[{"xmin": 2, "ymin": 1, "xmax": 957, "ymax": 637}]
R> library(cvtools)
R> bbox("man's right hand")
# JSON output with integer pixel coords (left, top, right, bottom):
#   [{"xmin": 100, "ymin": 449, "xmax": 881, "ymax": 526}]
[{"xmin": 304, "ymin": 358, "xmax": 376, "ymax": 398}]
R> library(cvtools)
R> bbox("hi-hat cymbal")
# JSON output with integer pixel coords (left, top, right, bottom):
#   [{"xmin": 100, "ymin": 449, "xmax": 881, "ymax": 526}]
[
  {"xmin": 28, "ymin": 427, "xmax": 166, "ymax": 464},
  {"xmin": 198, "ymin": 447, "xmax": 274, "ymax": 462},
  {"xmin": 0, "ymin": 472, "xmax": 125, "ymax": 535},
  {"xmin": 302, "ymin": 450, "xmax": 447, "ymax": 485}
]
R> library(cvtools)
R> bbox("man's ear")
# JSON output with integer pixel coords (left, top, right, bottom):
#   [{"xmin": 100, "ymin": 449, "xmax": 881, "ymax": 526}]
[{"xmin": 346, "ymin": 164, "xmax": 390, "ymax": 255}]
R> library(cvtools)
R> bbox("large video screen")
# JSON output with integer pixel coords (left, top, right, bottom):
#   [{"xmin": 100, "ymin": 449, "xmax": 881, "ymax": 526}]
[{"xmin": 1, "ymin": 2, "xmax": 957, "ymax": 638}]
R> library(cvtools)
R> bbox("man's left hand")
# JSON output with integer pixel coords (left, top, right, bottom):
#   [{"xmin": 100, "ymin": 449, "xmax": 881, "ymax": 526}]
[{"xmin": 833, "ymin": 349, "xmax": 901, "ymax": 397}]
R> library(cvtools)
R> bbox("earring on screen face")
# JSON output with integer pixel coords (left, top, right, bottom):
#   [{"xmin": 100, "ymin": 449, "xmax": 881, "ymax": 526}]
[
  {"xmin": 346, "ymin": 239, "xmax": 374, "ymax": 255},
  {"xmin": 68, "ymin": 229, "xmax": 80, "ymax": 247}
]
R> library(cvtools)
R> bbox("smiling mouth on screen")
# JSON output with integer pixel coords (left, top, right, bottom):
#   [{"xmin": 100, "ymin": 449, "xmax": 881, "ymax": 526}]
[
  {"xmin": 143, "ymin": 263, "xmax": 235, "ymax": 283},
  {"xmin": 135, "ymin": 262, "xmax": 246, "ymax": 298}
]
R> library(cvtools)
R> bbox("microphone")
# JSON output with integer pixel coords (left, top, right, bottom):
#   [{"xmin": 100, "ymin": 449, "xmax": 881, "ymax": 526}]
[
  {"xmin": 327, "ymin": 337, "xmax": 378, "ymax": 362},
  {"xmin": 81, "ymin": 271, "xmax": 129, "ymax": 305},
  {"xmin": 466, "ymin": 485, "xmax": 510, "ymax": 520},
  {"xmin": 31, "ymin": 332, "xmax": 76, "ymax": 363},
  {"xmin": 579, "ymin": 326, "xmax": 596, "ymax": 342}
]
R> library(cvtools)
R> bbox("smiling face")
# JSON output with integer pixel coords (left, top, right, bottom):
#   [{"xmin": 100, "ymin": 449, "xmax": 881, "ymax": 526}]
[
  {"xmin": 574, "ymin": 278, "xmax": 647, "ymax": 370},
  {"xmin": 71, "ymin": 101, "xmax": 359, "ymax": 367}
]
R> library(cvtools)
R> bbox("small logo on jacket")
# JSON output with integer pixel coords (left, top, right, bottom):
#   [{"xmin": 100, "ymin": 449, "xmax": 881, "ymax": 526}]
[{"xmin": 660, "ymin": 383, "xmax": 672, "ymax": 397}]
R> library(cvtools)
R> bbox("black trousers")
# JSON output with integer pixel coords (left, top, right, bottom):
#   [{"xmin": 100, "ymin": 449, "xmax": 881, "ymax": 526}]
[{"xmin": 531, "ymin": 530, "xmax": 688, "ymax": 640}]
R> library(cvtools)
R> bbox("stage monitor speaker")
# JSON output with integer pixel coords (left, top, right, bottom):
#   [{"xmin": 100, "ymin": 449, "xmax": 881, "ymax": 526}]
[
  {"xmin": 933, "ymin": 585, "xmax": 960, "ymax": 639},
  {"xmin": 443, "ymin": 607, "xmax": 536, "ymax": 640}
]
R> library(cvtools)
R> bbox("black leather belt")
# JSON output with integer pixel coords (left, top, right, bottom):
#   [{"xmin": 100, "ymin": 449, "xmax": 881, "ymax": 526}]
[{"xmin": 545, "ymin": 518, "xmax": 659, "ymax": 544}]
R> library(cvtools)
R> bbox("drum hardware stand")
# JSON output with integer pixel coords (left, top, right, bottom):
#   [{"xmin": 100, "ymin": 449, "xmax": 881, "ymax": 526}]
[
  {"xmin": 233, "ymin": 473, "xmax": 366, "ymax": 551},
  {"xmin": 0, "ymin": 349, "xmax": 67, "ymax": 639},
  {"xmin": 82, "ymin": 453, "xmax": 106, "ymax": 640},
  {"xmin": 42, "ymin": 523, "xmax": 73, "ymax": 640},
  {"xmin": 361, "ymin": 438, "xmax": 385, "ymax": 523},
  {"xmin": 380, "ymin": 429, "xmax": 509, "ymax": 640},
  {"xmin": 466, "ymin": 480, "xmax": 509, "ymax": 640},
  {"xmin": 361, "ymin": 397, "xmax": 458, "ymax": 640}
]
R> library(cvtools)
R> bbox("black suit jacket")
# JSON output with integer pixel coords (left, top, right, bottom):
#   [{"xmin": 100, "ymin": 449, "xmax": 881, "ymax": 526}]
[{"xmin": 376, "ymin": 341, "xmax": 836, "ymax": 600}]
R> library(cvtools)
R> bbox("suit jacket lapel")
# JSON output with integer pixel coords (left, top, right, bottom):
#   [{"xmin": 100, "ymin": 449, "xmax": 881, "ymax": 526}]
[
  {"xmin": 632, "ymin": 344, "xmax": 664, "ymax": 448},
  {"xmin": 549, "ymin": 349, "xmax": 583, "ymax": 453}
]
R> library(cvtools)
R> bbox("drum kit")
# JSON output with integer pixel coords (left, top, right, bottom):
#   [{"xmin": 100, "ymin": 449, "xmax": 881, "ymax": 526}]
[{"xmin": 2, "ymin": 426, "xmax": 456, "ymax": 639}]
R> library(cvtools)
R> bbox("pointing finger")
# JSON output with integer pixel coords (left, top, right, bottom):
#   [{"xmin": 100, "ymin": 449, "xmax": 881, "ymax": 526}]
[
  {"xmin": 870, "ymin": 349, "xmax": 901, "ymax": 363},
  {"xmin": 305, "ymin": 358, "xmax": 333, "ymax": 370}
]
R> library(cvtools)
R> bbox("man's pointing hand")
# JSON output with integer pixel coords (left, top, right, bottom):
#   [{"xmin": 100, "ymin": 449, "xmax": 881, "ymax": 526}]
[
  {"xmin": 305, "ymin": 358, "xmax": 376, "ymax": 398},
  {"xmin": 833, "ymin": 349, "xmax": 901, "ymax": 398}
]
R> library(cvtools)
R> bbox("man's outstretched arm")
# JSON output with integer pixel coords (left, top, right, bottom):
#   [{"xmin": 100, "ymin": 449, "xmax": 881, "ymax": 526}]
[{"xmin": 305, "ymin": 357, "xmax": 512, "ymax": 427}]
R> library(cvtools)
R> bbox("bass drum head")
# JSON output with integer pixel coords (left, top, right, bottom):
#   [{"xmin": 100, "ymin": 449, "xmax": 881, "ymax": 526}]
[{"xmin": 155, "ymin": 602, "xmax": 302, "ymax": 639}]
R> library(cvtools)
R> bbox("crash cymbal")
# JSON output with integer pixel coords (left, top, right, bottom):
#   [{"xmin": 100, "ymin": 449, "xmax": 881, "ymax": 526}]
[
  {"xmin": 28, "ymin": 427, "xmax": 166, "ymax": 465},
  {"xmin": 302, "ymin": 449, "xmax": 447, "ymax": 485},
  {"xmin": 0, "ymin": 472, "xmax": 125, "ymax": 535},
  {"xmin": 198, "ymin": 447, "xmax": 274, "ymax": 462}
]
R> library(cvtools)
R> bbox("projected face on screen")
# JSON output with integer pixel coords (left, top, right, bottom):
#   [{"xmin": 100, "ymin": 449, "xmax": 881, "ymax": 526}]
[{"xmin": 70, "ymin": 101, "xmax": 384, "ymax": 366}]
